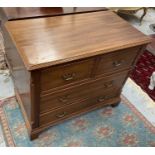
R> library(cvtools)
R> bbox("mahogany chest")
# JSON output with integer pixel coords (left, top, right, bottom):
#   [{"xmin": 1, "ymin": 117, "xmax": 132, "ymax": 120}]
[{"xmin": 3, "ymin": 10, "xmax": 150, "ymax": 139}]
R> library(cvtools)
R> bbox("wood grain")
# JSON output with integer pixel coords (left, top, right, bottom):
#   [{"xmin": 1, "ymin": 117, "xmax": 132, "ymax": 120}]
[
  {"xmin": 96, "ymin": 46, "xmax": 140, "ymax": 76},
  {"xmin": 5, "ymin": 11, "xmax": 150, "ymax": 70},
  {"xmin": 40, "ymin": 58, "xmax": 94, "ymax": 91},
  {"xmin": 40, "ymin": 70, "xmax": 128, "ymax": 113},
  {"xmin": 1, "ymin": 7, "xmax": 107, "ymax": 21},
  {"xmin": 40, "ymin": 91, "xmax": 120, "ymax": 126},
  {"xmin": 3, "ymin": 10, "xmax": 151, "ymax": 140}
]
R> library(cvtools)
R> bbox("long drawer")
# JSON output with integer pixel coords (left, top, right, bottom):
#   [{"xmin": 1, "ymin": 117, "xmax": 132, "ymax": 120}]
[
  {"xmin": 40, "ymin": 70, "xmax": 128, "ymax": 113},
  {"xmin": 40, "ymin": 89, "xmax": 120, "ymax": 126}
]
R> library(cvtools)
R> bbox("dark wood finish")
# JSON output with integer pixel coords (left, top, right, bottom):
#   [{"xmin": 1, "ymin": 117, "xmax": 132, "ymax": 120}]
[
  {"xmin": 30, "ymin": 70, "xmax": 41, "ymax": 129},
  {"xmin": 3, "ymin": 10, "xmax": 150, "ymax": 140}
]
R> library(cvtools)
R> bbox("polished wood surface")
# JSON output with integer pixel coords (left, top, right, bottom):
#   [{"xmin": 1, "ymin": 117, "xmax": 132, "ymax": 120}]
[
  {"xmin": 40, "ymin": 91, "xmax": 120, "ymax": 126},
  {"xmin": 41, "ymin": 58, "xmax": 94, "ymax": 91},
  {"xmin": 3, "ymin": 10, "xmax": 150, "ymax": 140},
  {"xmin": 5, "ymin": 11, "xmax": 150, "ymax": 70},
  {"xmin": 2, "ymin": 26, "xmax": 32, "ymax": 122},
  {"xmin": 96, "ymin": 46, "xmax": 140, "ymax": 76},
  {"xmin": 40, "ymin": 70, "xmax": 128, "ymax": 113},
  {"xmin": 1, "ymin": 7, "xmax": 107, "ymax": 21}
]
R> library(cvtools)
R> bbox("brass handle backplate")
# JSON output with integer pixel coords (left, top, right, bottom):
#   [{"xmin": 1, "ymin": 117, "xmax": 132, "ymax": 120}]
[
  {"xmin": 104, "ymin": 81, "xmax": 114, "ymax": 88},
  {"xmin": 58, "ymin": 95, "xmax": 69, "ymax": 103},
  {"xmin": 98, "ymin": 97, "xmax": 105, "ymax": 102},
  {"xmin": 113, "ymin": 60, "xmax": 124, "ymax": 67},
  {"xmin": 97, "ymin": 95, "xmax": 110, "ymax": 103},
  {"xmin": 56, "ymin": 112, "xmax": 66, "ymax": 118},
  {"xmin": 62, "ymin": 73, "xmax": 76, "ymax": 81}
]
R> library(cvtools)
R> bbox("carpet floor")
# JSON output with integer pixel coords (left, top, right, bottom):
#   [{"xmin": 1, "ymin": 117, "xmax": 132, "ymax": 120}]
[
  {"xmin": 0, "ymin": 95, "xmax": 155, "ymax": 147},
  {"xmin": 130, "ymin": 50, "xmax": 155, "ymax": 101}
]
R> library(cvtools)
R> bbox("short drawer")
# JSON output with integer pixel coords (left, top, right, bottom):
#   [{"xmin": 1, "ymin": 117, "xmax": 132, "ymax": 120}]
[
  {"xmin": 40, "ymin": 58, "xmax": 94, "ymax": 91},
  {"xmin": 40, "ymin": 89, "xmax": 119, "ymax": 126},
  {"xmin": 40, "ymin": 70, "xmax": 128, "ymax": 113},
  {"xmin": 96, "ymin": 46, "xmax": 140, "ymax": 76}
]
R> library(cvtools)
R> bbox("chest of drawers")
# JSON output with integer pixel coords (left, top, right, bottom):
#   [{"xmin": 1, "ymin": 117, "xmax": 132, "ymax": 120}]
[{"xmin": 4, "ymin": 10, "xmax": 150, "ymax": 140}]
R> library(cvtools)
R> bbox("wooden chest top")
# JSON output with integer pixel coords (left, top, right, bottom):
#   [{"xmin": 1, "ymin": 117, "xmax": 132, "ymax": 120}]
[{"xmin": 5, "ymin": 11, "xmax": 150, "ymax": 70}]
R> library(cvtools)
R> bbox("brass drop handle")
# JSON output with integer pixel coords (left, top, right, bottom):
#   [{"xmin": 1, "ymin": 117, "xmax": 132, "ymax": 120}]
[
  {"xmin": 98, "ymin": 96, "xmax": 105, "ymax": 102},
  {"xmin": 113, "ymin": 60, "xmax": 123, "ymax": 67},
  {"xmin": 56, "ymin": 112, "xmax": 66, "ymax": 118},
  {"xmin": 104, "ymin": 81, "xmax": 113, "ymax": 88},
  {"xmin": 58, "ymin": 98, "xmax": 68, "ymax": 103},
  {"xmin": 98, "ymin": 95, "xmax": 110, "ymax": 102},
  {"xmin": 62, "ymin": 73, "xmax": 76, "ymax": 81},
  {"xmin": 58, "ymin": 95, "xmax": 69, "ymax": 103}
]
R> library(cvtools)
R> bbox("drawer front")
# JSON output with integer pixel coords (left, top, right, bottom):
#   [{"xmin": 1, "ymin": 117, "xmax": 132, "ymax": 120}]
[
  {"xmin": 40, "ymin": 89, "xmax": 119, "ymax": 126},
  {"xmin": 96, "ymin": 46, "xmax": 140, "ymax": 76},
  {"xmin": 40, "ymin": 70, "xmax": 128, "ymax": 113},
  {"xmin": 41, "ymin": 58, "xmax": 94, "ymax": 91}
]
